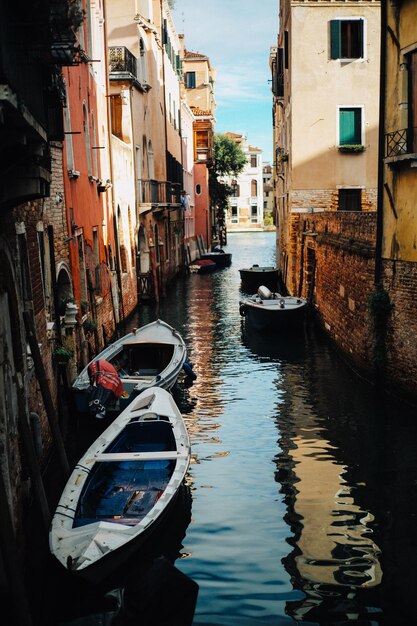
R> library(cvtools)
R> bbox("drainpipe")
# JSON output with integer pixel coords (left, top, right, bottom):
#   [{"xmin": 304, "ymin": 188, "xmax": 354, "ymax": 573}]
[{"xmin": 375, "ymin": 0, "xmax": 387, "ymax": 286}]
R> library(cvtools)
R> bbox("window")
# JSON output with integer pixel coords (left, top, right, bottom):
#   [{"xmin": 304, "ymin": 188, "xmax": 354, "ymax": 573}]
[
  {"xmin": 338, "ymin": 189, "xmax": 362, "ymax": 211},
  {"xmin": 195, "ymin": 184, "xmax": 201, "ymax": 195},
  {"xmin": 330, "ymin": 19, "xmax": 364, "ymax": 60},
  {"xmin": 251, "ymin": 179, "xmax": 258, "ymax": 196},
  {"xmin": 250, "ymin": 155, "xmax": 257, "ymax": 168},
  {"xmin": 231, "ymin": 205, "xmax": 238, "ymax": 223},
  {"xmin": 185, "ymin": 72, "xmax": 196, "ymax": 89},
  {"xmin": 231, "ymin": 180, "xmax": 239, "ymax": 197},
  {"xmin": 409, "ymin": 50, "xmax": 417, "ymax": 152},
  {"xmin": 339, "ymin": 107, "xmax": 362, "ymax": 145},
  {"xmin": 251, "ymin": 205, "xmax": 258, "ymax": 223}
]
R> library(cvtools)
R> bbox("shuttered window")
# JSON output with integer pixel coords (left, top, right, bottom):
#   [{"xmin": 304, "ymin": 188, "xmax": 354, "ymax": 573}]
[
  {"xmin": 330, "ymin": 19, "xmax": 364, "ymax": 59},
  {"xmin": 339, "ymin": 108, "xmax": 362, "ymax": 145},
  {"xmin": 185, "ymin": 72, "xmax": 196, "ymax": 89}
]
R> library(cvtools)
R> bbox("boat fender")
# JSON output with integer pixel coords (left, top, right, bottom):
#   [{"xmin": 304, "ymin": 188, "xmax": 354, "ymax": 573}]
[
  {"xmin": 239, "ymin": 303, "xmax": 247, "ymax": 316},
  {"xmin": 183, "ymin": 360, "xmax": 197, "ymax": 381}
]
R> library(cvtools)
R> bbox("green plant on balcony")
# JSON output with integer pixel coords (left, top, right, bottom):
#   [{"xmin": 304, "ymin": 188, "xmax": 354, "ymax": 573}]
[
  {"xmin": 279, "ymin": 153, "xmax": 289, "ymax": 162},
  {"xmin": 52, "ymin": 345, "xmax": 74, "ymax": 364},
  {"xmin": 338, "ymin": 144, "xmax": 365, "ymax": 153}
]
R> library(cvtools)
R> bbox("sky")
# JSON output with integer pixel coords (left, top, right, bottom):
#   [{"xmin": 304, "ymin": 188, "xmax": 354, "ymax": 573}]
[{"xmin": 171, "ymin": 0, "xmax": 279, "ymax": 165}]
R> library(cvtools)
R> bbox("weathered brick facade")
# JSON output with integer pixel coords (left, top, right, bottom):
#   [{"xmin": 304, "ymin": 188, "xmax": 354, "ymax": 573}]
[
  {"xmin": 382, "ymin": 261, "xmax": 417, "ymax": 402},
  {"xmin": 292, "ymin": 211, "xmax": 377, "ymax": 375}
]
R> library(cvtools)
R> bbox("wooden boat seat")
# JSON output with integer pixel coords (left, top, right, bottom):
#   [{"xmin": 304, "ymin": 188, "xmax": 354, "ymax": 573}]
[{"xmin": 94, "ymin": 451, "xmax": 189, "ymax": 461}]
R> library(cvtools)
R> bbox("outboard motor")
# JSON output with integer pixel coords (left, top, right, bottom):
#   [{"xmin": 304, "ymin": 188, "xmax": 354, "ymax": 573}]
[
  {"xmin": 87, "ymin": 359, "xmax": 125, "ymax": 419},
  {"xmin": 257, "ymin": 285, "xmax": 272, "ymax": 300}
]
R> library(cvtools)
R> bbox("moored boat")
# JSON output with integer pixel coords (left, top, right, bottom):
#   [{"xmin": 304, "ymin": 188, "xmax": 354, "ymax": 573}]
[
  {"xmin": 199, "ymin": 248, "xmax": 232, "ymax": 268},
  {"xmin": 73, "ymin": 319, "xmax": 188, "ymax": 418},
  {"xmin": 49, "ymin": 387, "xmax": 191, "ymax": 582},
  {"xmin": 189, "ymin": 259, "xmax": 217, "ymax": 274},
  {"xmin": 239, "ymin": 264, "xmax": 280, "ymax": 292},
  {"xmin": 239, "ymin": 285, "xmax": 307, "ymax": 332}
]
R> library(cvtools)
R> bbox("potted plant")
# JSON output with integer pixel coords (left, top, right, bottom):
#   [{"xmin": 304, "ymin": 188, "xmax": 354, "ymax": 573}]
[
  {"xmin": 53, "ymin": 345, "xmax": 74, "ymax": 365},
  {"xmin": 338, "ymin": 144, "xmax": 365, "ymax": 153},
  {"xmin": 279, "ymin": 153, "xmax": 289, "ymax": 162}
]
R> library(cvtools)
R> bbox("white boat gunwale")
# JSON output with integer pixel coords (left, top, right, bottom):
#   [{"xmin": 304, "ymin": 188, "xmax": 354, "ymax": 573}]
[{"xmin": 50, "ymin": 386, "xmax": 191, "ymax": 575}]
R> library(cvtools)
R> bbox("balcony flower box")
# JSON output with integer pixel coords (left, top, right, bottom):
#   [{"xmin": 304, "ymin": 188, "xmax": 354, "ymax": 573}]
[{"xmin": 338, "ymin": 144, "xmax": 365, "ymax": 153}]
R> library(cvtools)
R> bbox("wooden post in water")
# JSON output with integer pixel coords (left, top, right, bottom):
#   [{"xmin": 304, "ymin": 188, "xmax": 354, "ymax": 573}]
[
  {"xmin": 23, "ymin": 311, "xmax": 70, "ymax": 477},
  {"xmin": 0, "ymin": 469, "xmax": 33, "ymax": 626},
  {"xmin": 18, "ymin": 410, "xmax": 50, "ymax": 531}
]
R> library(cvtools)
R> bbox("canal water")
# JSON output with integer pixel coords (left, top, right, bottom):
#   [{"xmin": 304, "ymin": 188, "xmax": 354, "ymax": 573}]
[
  {"xmin": 134, "ymin": 231, "xmax": 417, "ymax": 625},
  {"xmin": 40, "ymin": 231, "xmax": 417, "ymax": 625}
]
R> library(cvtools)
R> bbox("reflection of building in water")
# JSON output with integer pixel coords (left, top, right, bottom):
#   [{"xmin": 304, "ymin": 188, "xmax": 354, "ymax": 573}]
[
  {"xmin": 274, "ymin": 335, "xmax": 383, "ymax": 621},
  {"xmin": 184, "ymin": 275, "xmax": 226, "ymax": 448}
]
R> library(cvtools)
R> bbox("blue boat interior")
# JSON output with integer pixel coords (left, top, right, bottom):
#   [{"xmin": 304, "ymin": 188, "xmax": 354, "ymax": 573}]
[{"xmin": 73, "ymin": 419, "xmax": 177, "ymax": 527}]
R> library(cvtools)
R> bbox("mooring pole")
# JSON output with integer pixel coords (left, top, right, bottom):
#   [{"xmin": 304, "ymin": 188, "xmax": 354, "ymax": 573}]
[
  {"xmin": 23, "ymin": 311, "xmax": 70, "ymax": 477},
  {"xmin": 0, "ymin": 469, "xmax": 33, "ymax": 626}
]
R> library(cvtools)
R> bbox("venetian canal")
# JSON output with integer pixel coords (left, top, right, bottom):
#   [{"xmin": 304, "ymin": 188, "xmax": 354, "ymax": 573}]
[{"xmin": 39, "ymin": 231, "xmax": 417, "ymax": 626}]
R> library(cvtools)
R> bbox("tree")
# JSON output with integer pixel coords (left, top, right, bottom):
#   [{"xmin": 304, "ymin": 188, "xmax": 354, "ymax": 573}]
[
  {"xmin": 210, "ymin": 134, "xmax": 246, "ymax": 246},
  {"xmin": 212, "ymin": 133, "xmax": 247, "ymax": 177}
]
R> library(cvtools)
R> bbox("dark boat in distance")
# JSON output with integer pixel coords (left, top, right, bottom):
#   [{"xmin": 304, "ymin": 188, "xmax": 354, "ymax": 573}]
[
  {"xmin": 239, "ymin": 265, "xmax": 280, "ymax": 292},
  {"xmin": 239, "ymin": 285, "xmax": 307, "ymax": 332},
  {"xmin": 199, "ymin": 248, "xmax": 232, "ymax": 268}
]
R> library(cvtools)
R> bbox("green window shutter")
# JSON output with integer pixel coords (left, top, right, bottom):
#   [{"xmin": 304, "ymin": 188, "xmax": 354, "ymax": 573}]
[
  {"xmin": 339, "ymin": 108, "xmax": 361, "ymax": 145},
  {"xmin": 330, "ymin": 20, "xmax": 341, "ymax": 59}
]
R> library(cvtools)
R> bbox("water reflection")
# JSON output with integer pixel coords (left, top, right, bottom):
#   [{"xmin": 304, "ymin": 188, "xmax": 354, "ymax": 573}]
[{"xmin": 120, "ymin": 232, "xmax": 417, "ymax": 624}]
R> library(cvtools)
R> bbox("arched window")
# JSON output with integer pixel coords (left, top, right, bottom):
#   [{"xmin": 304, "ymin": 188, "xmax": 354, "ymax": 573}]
[
  {"xmin": 83, "ymin": 103, "xmax": 92, "ymax": 177},
  {"xmin": 138, "ymin": 37, "xmax": 147, "ymax": 84},
  {"xmin": 251, "ymin": 179, "xmax": 258, "ymax": 197}
]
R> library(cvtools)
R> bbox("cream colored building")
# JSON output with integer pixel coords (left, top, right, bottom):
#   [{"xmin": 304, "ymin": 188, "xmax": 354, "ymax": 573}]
[
  {"xmin": 224, "ymin": 133, "xmax": 264, "ymax": 231},
  {"xmin": 273, "ymin": 0, "xmax": 380, "ymax": 293}
]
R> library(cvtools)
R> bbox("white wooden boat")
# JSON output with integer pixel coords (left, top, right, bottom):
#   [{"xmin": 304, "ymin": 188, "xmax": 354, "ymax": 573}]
[
  {"xmin": 73, "ymin": 319, "xmax": 188, "ymax": 417},
  {"xmin": 49, "ymin": 387, "xmax": 191, "ymax": 582},
  {"xmin": 239, "ymin": 285, "xmax": 307, "ymax": 332}
]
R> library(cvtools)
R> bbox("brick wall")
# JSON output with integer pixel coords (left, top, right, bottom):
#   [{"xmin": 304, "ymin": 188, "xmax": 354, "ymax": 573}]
[
  {"xmin": 291, "ymin": 188, "xmax": 377, "ymax": 213},
  {"xmin": 290, "ymin": 211, "xmax": 377, "ymax": 374},
  {"xmin": 382, "ymin": 260, "xmax": 417, "ymax": 401}
]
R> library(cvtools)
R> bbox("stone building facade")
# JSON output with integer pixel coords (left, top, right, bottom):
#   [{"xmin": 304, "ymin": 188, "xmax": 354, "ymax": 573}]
[{"xmin": 271, "ymin": 0, "xmax": 382, "ymax": 384}]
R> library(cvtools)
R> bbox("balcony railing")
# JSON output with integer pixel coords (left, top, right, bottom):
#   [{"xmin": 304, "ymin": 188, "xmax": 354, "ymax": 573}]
[
  {"xmin": 109, "ymin": 46, "xmax": 137, "ymax": 80},
  {"xmin": 385, "ymin": 127, "xmax": 417, "ymax": 158},
  {"xmin": 138, "ymin": 180, "xmax": 182, "ymax": 205}
]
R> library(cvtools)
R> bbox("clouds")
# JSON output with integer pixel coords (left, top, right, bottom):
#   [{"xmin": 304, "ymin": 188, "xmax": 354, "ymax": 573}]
[{"xmin": 172, "ymin": 0, "xmax": 278, "ymax": 162}]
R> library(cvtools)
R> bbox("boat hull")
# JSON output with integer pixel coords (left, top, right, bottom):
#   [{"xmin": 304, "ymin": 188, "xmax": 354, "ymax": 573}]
[
  {"xmin": 72, "ymin": 319, "xmax": 187, "ymax": 416},
  {"xmin": 239, "ymin": 266, "xmax": 280, "ymax": 292},
  {"xmin": 49, "ymin": 387, "xmax": 191, "ymax": 583},
  {"xmin": 240, "ymin": 296, "xmax": 307, "ymax": 332},
  {"xmin": 199, "ymin": 252, "xmax": 232, "ymax": 267}
]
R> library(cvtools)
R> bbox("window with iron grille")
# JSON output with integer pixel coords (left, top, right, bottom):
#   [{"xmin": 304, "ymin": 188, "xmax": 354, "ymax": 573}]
[
  {"xmin": 330, "ymin": 19, "xmax": 364, "ymax": 60},
  {"xmin": 338, "ymin": 188, "xmax": 362, "ymax": 211}
]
